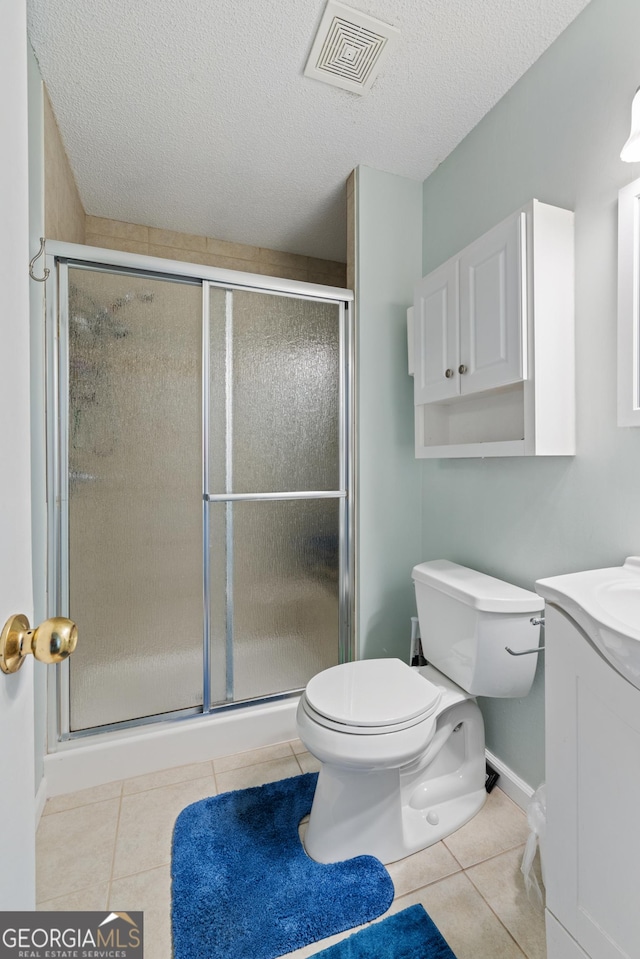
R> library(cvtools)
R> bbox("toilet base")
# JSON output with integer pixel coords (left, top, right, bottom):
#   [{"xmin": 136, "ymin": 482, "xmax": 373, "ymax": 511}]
[{"xmin": 303, "ymin": 699, "xmax": 487, "ymax": 865}]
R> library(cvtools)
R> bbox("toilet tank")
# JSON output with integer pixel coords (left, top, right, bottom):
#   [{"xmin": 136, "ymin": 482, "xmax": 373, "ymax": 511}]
[{"xmin": 412, "ymin": 560, "xmax": 544, "ymax": 697}]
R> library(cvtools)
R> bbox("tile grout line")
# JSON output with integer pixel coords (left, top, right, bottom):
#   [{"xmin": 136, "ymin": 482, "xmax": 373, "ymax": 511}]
[
  {"xmin": 396, "ymin": 869, "xmax": 530, "ymax": 959},
  {"xmin": 122, "ymin": 771, "xmax": 215, "ymax": 798},
  {"xmin": 212, "ymin": 745, "xmax": 298, "ymax": 777},
  {"xmin": 386, "ymin": 841, "xmax": 531, "ymax": 910},
  {"xmin": 41, "ymin": 786, "xmax": 124, "ymax": 817},
  {"xmin": 448, "ymin": 839, "xmax": 528, "ymax": 872},
  {"xmin": 291, "ymin": 742, "xmax": 306, "ymax": 776},
  {"xmin": 388, "ymin": 862, "xmax": 463, "ymax": 905},
  {"xmin": 463, "ymin": 867, "xmax": 531, "ymax": 959},
  {"xmin": 107, "ymin": 783, "xmax": 125, "ymax": 899},
  {"xmin": 441, "ymin": 839, "xmax": 466, "ymax": 871},
  {"xmin": 211, "ymin": 759, "xmax": 219, "ymax": 796},
  {"xmin": 109, "ymin": 771, "xmax": 220, "ymax": 885},
  {"xmin": 43, "ymin": 753, "xmax": 294, "ymax": 846},
  {"xmin": 47, "ymin": 744, "xmax": 301, "ymax": 813},
  {"xmin": 110, "ymin": 858, "xmax": 173, "ymax": 887},
  {"xmin": 463, "ymin": 849, "xmax": 541, "ymax": 959},
  {"xmin": 47, "ymin": 767, "xmax": 222, "ymax": 813}
]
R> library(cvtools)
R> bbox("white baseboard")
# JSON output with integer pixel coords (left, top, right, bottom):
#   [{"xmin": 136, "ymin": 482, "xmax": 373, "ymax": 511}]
[
  {"xmin": 35, "ymin": 774, "xmax": 47, "ymax": 826},
  {"xmin": 485, "ymin": 748, "xmax": 535, "ymax": 811}
]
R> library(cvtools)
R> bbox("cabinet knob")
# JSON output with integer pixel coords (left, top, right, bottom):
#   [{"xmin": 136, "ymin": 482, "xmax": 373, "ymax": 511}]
[
  {"xmin": 458, "ymin": 364, "xmax": 468, "ymax": 375},
  {"xmin": 445, "ymin": 368, "xmax": 454, "ymax": 378}
]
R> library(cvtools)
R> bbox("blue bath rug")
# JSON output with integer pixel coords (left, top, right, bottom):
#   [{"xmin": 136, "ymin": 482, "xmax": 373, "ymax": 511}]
[
  {"xmin": 312, "ymin": 904, "xmax": 457, "ymax": 958},
  {"xmin": 171, "ymin": 772, "xmax": 395, "ymax": 959}
]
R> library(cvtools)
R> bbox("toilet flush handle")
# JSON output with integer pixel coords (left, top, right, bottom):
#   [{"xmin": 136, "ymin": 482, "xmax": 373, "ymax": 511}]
[
  {"xmin": 505, "ymin": 645, "xmax": 545, "ymax": 656},
  {"xmin": 505, "ymin": 616, "xmax": 545, "ymax": 656}
]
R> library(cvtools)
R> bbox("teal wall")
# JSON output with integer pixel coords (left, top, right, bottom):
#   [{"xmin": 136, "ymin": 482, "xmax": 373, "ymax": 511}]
[
  {"xmin": 420, "ymin": 0, "xmax": 640, "ymax": 787},
  {"xmin": 356, "ymin": 166, "xmax": 423, "ymax": 661}
]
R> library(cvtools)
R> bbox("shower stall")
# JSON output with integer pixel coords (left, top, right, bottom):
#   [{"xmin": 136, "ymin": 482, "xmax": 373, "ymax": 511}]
[{"xmin": 45, "ymin": 243, "xmax": 353, "ymax": 751}]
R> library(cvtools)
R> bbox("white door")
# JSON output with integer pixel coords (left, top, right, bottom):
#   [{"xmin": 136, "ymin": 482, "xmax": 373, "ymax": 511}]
[
  {"xmin": 0, "ymin": 0, "xmax": 37, "ymax": 908},
  {"xmin": 458, "ymin": 212, "xmax": 524, "ymax": 395},
  {"xmin": 413, "ymin": 258, "xmax": 459, "ymax": 404}
]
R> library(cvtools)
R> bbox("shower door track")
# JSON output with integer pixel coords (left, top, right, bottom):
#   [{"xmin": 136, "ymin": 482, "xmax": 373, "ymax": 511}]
[{"xmin": 44, "ymin": 240, "xmax": 355, "ymax": 748}]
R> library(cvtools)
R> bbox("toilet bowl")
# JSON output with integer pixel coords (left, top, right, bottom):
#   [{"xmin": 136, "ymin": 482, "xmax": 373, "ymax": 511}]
[{"xmin": 296, "ymin": 560, "xmax": 543, "ymax": 865}]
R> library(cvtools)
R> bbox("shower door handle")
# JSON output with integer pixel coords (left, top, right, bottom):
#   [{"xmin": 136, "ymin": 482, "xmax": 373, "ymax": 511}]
[{"xmin": 0, "ymin": 614, "xmax": 78, "ymax": 674}]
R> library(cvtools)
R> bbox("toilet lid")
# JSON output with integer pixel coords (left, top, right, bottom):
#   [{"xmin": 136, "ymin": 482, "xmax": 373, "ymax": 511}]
[{"xmin": 305, "ymin": 659, "xmax": 441, "ymax": 728}]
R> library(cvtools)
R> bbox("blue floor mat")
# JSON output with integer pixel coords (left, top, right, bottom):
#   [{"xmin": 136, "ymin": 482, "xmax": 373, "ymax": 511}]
[
  {"xmin": 171, "ymin": 772, "xmax": 395, "ymax": 959},
  {"xmin": 312, "ymin": 904, "xmax": 457, "ymax": 958}
]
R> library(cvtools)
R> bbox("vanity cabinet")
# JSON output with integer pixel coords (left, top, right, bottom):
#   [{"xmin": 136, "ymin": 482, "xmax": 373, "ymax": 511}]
[
  {"xmin": 412, "ymin": 200, "xmax": 575, "ymax": 458},
  {"xmin": 545, "ymin": 603, "xmax": 640, "ymax": 959}
]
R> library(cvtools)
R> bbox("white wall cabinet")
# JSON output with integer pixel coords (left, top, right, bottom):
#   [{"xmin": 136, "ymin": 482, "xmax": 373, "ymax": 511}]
[
  {"xmin": 412, "ymin": 200, "xmax": 575, "ymax": 458},
  {"xmin": 415, "ymin": 212, "xmax": 524, "ymax": 405},
  {"xmin": 413, "ymin": 258, "xmax": 459, "ymax": 404}
]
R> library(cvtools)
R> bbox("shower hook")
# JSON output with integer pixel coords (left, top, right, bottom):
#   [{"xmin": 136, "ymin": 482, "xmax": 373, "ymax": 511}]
[{"xmin": 29, "ymin": 237, "xmax": 50, "ymax": 282}]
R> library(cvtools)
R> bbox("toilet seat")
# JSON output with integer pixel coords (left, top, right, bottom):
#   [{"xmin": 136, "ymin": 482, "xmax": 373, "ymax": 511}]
[{"xmin": 304, "ymin": 659, "xmax": 442, "ymax": 735}]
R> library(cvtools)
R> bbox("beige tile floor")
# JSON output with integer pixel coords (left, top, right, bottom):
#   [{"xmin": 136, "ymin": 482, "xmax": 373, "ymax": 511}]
[{"xmin": 37, "ymin": 740, "xmax": 546, "ymax": 959}]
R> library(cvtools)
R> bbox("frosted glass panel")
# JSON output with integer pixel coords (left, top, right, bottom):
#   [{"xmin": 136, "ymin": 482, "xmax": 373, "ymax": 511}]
[
  {"xmin": 209, "ymin": 289, "xmax": 340, "ymax": 493},
  {"xmin": 208, "ymin": 503, "xmax": 229, "ymax": 704},
  {"xmin": 67, "ymin": 268, "xmax": 203, "ymax": 730},
  {"xmin": 210, "ymin": 499, "xmax": 339, "ymax": 702}
]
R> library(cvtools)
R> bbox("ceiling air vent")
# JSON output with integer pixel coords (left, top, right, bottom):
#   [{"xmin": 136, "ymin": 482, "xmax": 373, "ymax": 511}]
[{"xmin": 304, "ymin": 0, "xmax": 399, "ymax": 95}]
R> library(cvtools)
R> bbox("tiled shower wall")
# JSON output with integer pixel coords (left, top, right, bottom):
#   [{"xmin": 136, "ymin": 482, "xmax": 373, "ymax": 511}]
[
  {"xmin": 84, "ymin": 217, "xmax": 346, "ymax": 287},
  {"xmin": 44, "ymin": 90, "xmax": 85, "ymax": 244},
  {"xmin": 43, "ymin": 88, "xmax": 347, "ymax": 287}
]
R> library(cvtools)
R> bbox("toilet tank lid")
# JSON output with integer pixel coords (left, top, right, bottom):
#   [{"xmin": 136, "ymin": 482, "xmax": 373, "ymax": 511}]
[{"xmin": 412, "ymin": 560, "xmax": 543, "ymax": 614}]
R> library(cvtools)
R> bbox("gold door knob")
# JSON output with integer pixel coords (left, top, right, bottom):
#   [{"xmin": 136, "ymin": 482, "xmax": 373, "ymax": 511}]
[{"xmin": 0, "ymin": 614, "xmax": 78, "ymax": 674}]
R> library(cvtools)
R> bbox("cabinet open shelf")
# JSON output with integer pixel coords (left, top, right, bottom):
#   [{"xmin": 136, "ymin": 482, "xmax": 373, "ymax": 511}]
[{"xmin": 415, "ymin": 382, "xmax": 526, "ymax": 458}]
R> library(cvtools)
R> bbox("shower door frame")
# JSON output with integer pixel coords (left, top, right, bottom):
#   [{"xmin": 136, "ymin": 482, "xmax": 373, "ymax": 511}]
[{"xmin": 44, "ymin": 240, "xmax": 355, "ymax": 747}]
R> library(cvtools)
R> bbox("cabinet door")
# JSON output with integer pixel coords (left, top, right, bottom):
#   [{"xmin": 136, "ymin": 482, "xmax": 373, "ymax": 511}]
[
  {"xmin": 414, "ymin": 259, "xmax": 458, "ymax": 404},
  {"xmin": 546, "ymin": 912, "xmax": 590, "ymax": 959},
  {"xmin": 459, "ymin": 212, "xmax": 525, "ymax": 395},
  {"xmin": 546, "ymin": 605, "xmax": 640, "ymax": 959}
]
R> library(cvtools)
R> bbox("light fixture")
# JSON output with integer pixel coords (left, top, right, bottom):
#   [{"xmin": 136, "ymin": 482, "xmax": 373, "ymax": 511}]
[{"xmin": 621, "ymin": 87, "xmax": 640, "ymax": 162}]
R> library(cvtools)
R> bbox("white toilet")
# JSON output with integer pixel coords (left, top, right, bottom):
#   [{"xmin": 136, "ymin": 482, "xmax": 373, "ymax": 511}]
[{"xmin": 296, "ymin": 560, "xmax": 543, "ymax": 864}]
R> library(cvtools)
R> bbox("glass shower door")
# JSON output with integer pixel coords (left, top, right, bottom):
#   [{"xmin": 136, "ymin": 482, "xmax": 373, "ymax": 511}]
[
  {"xmin": 55, "ymin": 256, "xmax": 351, "ymax": 736},
  {"xmin": 206, "ymin": 287, "xmax": 348, "ymax": 705},
  {"xmin": 64, "ymin": 266, "xmax": 204, "ymax": 731}
]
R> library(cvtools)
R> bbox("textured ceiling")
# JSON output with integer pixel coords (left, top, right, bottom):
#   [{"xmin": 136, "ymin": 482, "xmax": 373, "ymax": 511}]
[{"xmin": 27, "ymin": 0, "xmax": 591, "ymax": 262}]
